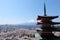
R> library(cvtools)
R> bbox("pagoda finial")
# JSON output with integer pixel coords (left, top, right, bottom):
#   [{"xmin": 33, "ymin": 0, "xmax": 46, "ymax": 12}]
[{"xmin": 44, "ymin": 2, "xmax": 47, "ymax": 16}]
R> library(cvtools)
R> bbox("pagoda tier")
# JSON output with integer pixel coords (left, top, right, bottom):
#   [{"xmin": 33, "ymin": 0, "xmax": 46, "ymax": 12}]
[
  {"xmin": 37, "ymin": 16, "xmax": 58, "ymax": 21},
  {"xmin": 37, "ymin": 22, "xmax": 60, "ymax": 25}
]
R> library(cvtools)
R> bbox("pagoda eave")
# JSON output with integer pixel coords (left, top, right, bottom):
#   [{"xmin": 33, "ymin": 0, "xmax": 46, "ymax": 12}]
[
  {"xmin": 37, "ymin": 16, "xmax": 58, "ymax": 20},
  {"xmin": 37, "ymin": 22, "xmax": 60, "ymax": 25}
]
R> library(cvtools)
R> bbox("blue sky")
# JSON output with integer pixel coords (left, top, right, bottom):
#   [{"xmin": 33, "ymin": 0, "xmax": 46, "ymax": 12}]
[{"xmin": 0, "ymin": 0, "xmax": 60, "ymax": 24}]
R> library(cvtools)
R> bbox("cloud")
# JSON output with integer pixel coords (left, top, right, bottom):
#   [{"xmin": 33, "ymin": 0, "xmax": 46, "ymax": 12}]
[
  {"xmin": 0, "ymin": 21, "xmax": 24, "ymax": 25},
  {"xmin": 0, "ymin": 19, "xmax": 37, "ymax": 25}
]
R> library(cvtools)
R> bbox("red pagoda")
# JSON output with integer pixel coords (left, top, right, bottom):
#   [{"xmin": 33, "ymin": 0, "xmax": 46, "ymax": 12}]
[{"xmin": 37, "ymin": 2, "xmax": 60, "ymax": 40}]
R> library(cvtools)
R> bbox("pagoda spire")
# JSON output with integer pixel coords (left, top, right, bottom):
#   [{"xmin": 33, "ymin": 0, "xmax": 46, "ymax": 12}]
[{"xmin": 44, "ymin": 2, "xmax": 47, "ymax": 16}]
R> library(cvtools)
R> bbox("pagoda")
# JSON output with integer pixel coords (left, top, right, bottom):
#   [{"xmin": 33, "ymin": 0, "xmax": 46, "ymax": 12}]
[{"xmin": 37, "ymin": 2, "xmax": 60, "ymax": 40}]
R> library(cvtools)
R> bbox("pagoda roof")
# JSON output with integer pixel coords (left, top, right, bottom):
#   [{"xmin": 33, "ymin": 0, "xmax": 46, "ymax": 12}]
[{"xmin": 37, "ymin": 16, "xmax": 58, "ymax": 20}]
